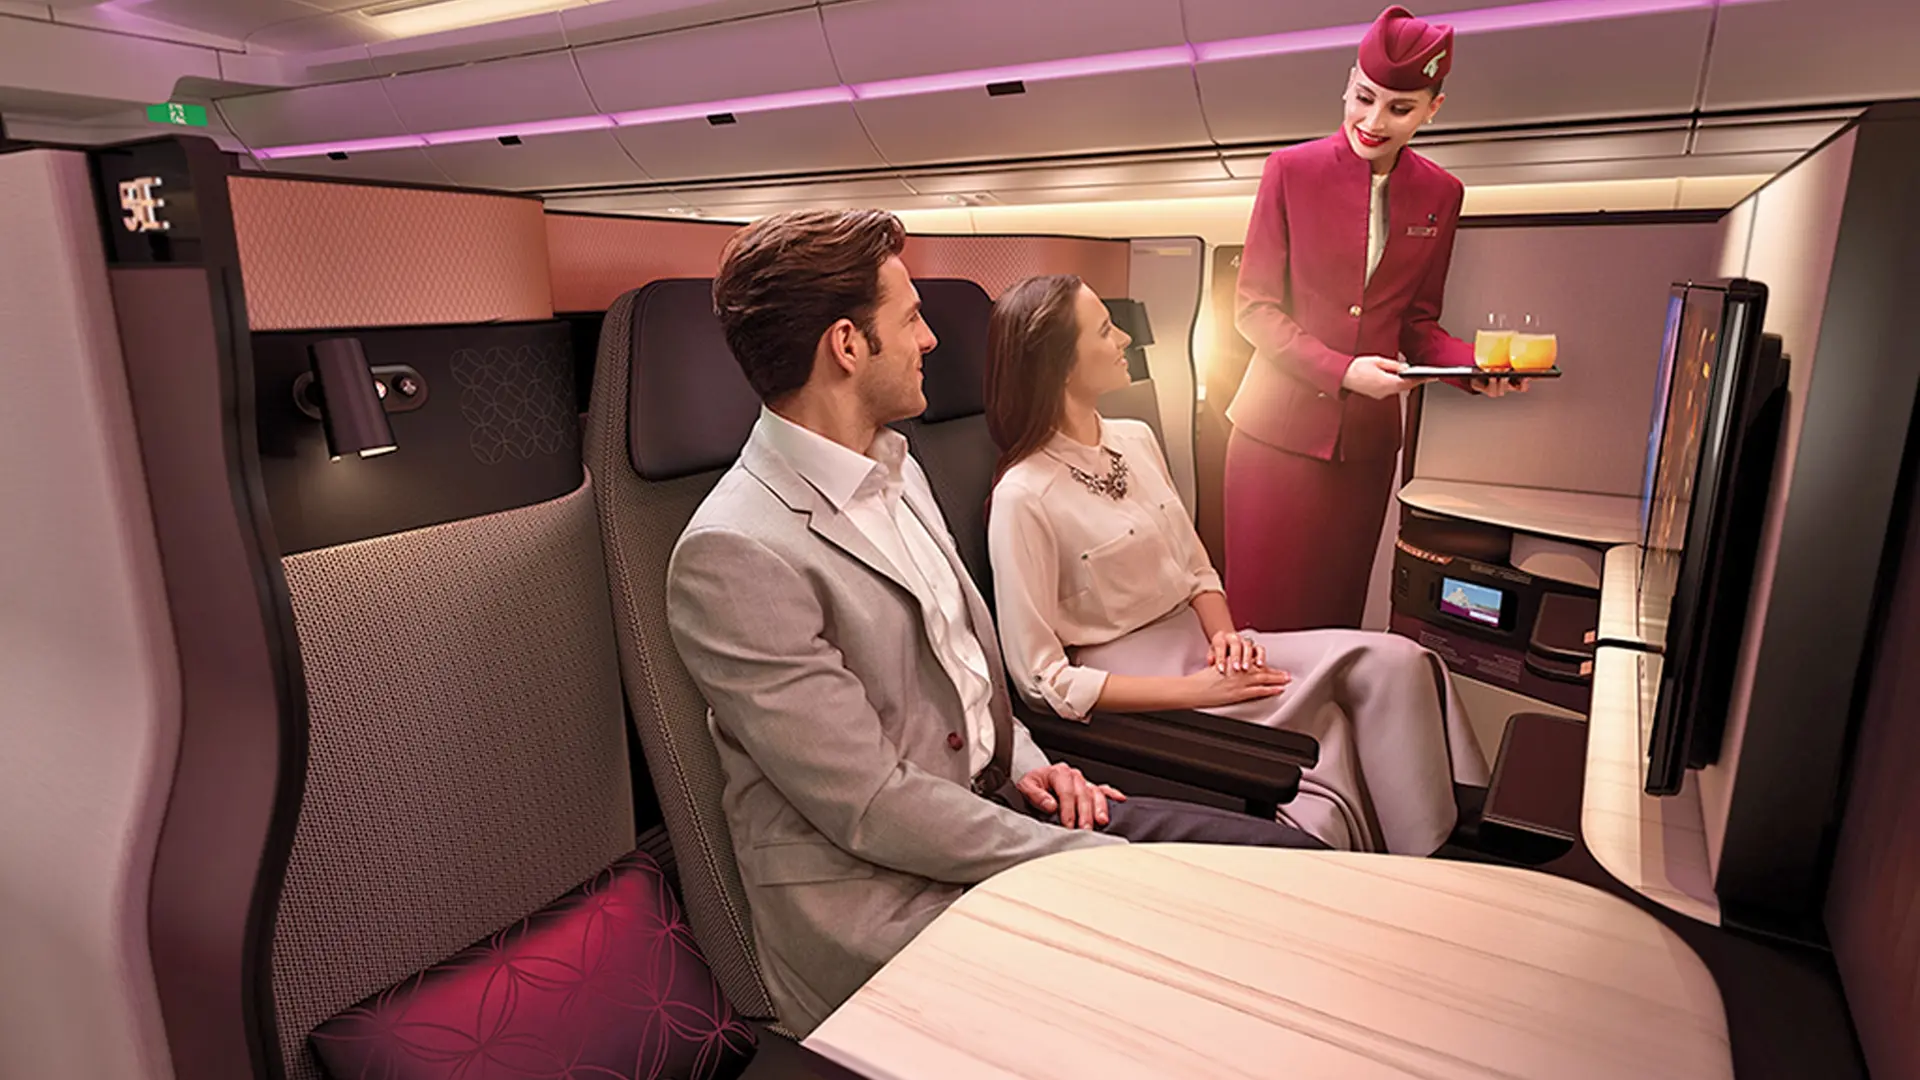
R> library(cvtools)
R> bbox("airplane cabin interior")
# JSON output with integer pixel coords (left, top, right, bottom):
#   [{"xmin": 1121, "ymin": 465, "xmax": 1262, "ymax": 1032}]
[{"xmin": 2, "ymin": 0, "xmax": 1919, "ymax": 1078}]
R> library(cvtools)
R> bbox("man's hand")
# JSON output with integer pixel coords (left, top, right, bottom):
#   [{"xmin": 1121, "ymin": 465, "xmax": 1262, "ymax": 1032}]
[
  {"xmin": 1206, "ymin": 629, "xmax": 1267, "ymax": 674},
  {"xmin": 1343, "ymin": 355, "xmax": 1429, "ymax": 400},
  {"xmin": 1017, "ymin": 763, "xmax": 1127, "ymax": 830}
]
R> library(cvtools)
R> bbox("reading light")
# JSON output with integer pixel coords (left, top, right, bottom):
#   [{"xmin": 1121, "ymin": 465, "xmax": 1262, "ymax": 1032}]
[
  {"xmin": 1105, "ymin": 298, "xmax": 1155, "ymax": 382},
  {"xmin": 309, "ymin": 338, "xmax": 397, "ymax": 460}
]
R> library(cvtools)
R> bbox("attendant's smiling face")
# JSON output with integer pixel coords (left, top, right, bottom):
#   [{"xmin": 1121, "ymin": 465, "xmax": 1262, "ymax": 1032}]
[{"xmin": 1343, "ymin": 67, "xmax": 1443, "ymax": 165}]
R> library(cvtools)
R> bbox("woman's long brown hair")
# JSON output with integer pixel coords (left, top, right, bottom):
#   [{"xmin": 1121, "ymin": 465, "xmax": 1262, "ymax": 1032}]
[{"xmin": 985, "ymin": 274, "xmax": 1085, "ymax": 489}]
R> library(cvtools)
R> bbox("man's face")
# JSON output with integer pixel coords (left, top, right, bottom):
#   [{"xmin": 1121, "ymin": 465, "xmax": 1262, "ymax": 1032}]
[{"xmin": 855, "ymin": 255, "xmax": 939, "ymax": 425}]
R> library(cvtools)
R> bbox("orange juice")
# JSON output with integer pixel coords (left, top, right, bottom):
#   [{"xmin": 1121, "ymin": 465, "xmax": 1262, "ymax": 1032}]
[
  {"xmin": 1474, "ymin": 329, "xmax": 1513, "ymax": 369},
  {"xmin": 1509, "ymin": 332, "xmax": 1558, "ymax": 371}
]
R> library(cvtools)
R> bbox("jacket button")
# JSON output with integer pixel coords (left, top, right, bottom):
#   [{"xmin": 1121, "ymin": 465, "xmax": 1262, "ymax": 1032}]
[
  {"xmin": 947, "ymin": 732, "xmax": 964, "ymax": 751},
  {"xmin": 1349, "ymin": 304, "xmax": 1362, "ymax": 317}
]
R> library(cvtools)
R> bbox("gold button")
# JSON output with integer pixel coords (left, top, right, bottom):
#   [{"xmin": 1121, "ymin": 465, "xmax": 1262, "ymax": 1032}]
[{"xmin": 1349, "ymin": 304, "xmax": 1363, "ymax": 317}]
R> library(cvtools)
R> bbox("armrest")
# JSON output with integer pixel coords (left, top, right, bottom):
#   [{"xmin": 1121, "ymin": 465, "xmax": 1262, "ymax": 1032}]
[
  {"xmin": 1013, "ymin": 698, "xmax": 1309, "ymax": 811},
  {"xmin": 1126, "ymin": 708, "xmax": 1319, "ymax": 768}
]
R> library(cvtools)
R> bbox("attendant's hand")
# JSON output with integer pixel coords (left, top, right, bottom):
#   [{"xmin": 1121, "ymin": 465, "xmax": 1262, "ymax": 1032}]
[
  {"xmin": 1343, "ymin": 355, "xmax": 1429, "ymax": 399},
  {"xmin": 1206, "ymin": 630, "xmax": 1267, "ymax": 674},
  {"xmin": 1471, "ymin": 375, "xmax": 1532, "ymax": 398},
  {"xmin": 1183, "ymin": 665, "xmax": 1292, "ymax": 709},
  {"xmin": 1018, "ymin": 763, "xmax": 1126, "ymax": 830}
]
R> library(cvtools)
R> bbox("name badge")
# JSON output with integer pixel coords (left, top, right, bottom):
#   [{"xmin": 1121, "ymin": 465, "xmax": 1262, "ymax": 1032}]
[{"xmin": 1406, "ymin": 225, "xmax": 1438, "ymax": 238}]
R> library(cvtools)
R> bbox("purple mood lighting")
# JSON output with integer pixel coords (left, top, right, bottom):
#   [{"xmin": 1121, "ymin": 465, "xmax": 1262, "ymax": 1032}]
[{"xmin": 248, "ymin": 0, "xmax": 1748, "ymax": 161}]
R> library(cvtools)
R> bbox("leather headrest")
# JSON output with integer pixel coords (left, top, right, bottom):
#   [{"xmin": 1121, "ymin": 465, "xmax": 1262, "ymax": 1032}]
[
  {"xmin": 915, "ymin": 279, "xmax": 994, "ymax": 424},
  {"xmin": 625, "ymin": 279, "xmax": 760, "ymax": 482}
]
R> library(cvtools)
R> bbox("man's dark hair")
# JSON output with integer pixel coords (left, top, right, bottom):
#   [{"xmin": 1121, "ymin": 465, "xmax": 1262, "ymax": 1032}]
[{"xmin": 711, "ymin": 209, "xmax": 909, "ymax": 403}]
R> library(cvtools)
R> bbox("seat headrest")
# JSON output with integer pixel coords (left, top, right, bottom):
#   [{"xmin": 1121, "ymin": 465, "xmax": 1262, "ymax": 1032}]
[
  {"xmin": 916, "ymin": 279, "xmax": 994, "ymax": 424},
  {"xmin": 625, "ymin": 278, "xmax": 761, "ymax": 482}
]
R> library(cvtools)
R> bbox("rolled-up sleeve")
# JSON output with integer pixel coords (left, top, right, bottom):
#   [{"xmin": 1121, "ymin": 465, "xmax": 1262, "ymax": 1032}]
[{"xmin": 987, "ymin": 484, "xmax": 1110, "ymax": 721}]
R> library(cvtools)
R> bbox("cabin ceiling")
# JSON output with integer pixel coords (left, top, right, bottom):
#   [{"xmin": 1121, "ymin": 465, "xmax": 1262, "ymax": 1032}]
[{"xmin": 1, "ymin": 0, "xmax": 1912, "ymax": 214}]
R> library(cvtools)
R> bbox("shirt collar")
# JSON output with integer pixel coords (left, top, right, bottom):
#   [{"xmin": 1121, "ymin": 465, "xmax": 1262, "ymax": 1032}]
[
  {"xmin": 756, "ymin": 406, "xmax": 907, "ymax": 513},
  {"xmin": 1041, "ymin": 415, "xmax": 1122, "ymax": 474}
]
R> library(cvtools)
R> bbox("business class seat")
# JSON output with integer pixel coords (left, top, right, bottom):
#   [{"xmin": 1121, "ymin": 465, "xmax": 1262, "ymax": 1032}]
[
  {"xmin": 901, "ymin": 278, "xmax": 1319, "ymax": 815},
  {"xmin": 583, "ymin": 281, "xmax": 1328, "ymax": 1030},
  {"xmin": 257, "ymin": 319, "xmax": 841, "ymax": 1080}
]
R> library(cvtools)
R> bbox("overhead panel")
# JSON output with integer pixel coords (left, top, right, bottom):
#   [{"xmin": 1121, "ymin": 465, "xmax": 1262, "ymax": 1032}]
[
  {"xmin": 365, "ymin": 12, "xmax": 571, "ymax": 75},
  {"xmin": 1445, "ymin": 151, "xmax": 1801, "ymax": 189},
  {"xmin": 1415, "ymin": 128, "xmax": 1690, "ymax": 171},
  {"xmin": 1704, "ymin": 0, "xmax": 1920, "ymax": 110},
  {"xmin": 976, "ymin": 177, "xmax": 1259, "ymax": 205},
  {"xmin": 573, "ymin": 8, "xmax": 840, "ymax": 110},
  {"xmin": 612, "ymin": 104, "xmax": 885, "ymax": 181},
  {"xmin": 1179, "ymin": 0, "xmax": 1386, "ymax": 43},
  {"xmin": 1691, "ymin": 116, "xmax": 1855, "ymax": 158},
  {"xmin": 821, "ymin": 0, "xmax": 1187, "ymax": 83},
  {"xmin": 854, "ymin": 68, "xmax": 1211, "ymax": 166},
  {"xmin": 423, "ymin": 130, "xmax": 646, "ymax": 191},
  {"xmin": 1428, "ymin": 11, "xmax": 1711, "ymax": 129},
  {"xmin": 220, "ymin": 78, "xmax": 410, "ymax": 149},
  {"xmin": 1197, "ymin": 48, "xmax": 1378, "ymax": 146},
  {"xmin": 256, "ymin": 147, "xmax": 454, "ymax": 187},
  {"xmin": 559, "ymin": 0, "xmax": 819, "ymax": 48},
  {"xmin": 659, "ymin": 176, "xmax": 918, "ymax": 208},
  {"xmin": 384, "ymin": 50, "xmax": 597, "ymax": 134},
  {"xmin": 904, "ymin": 155, "xmax": 1231, "ymax": 195}
]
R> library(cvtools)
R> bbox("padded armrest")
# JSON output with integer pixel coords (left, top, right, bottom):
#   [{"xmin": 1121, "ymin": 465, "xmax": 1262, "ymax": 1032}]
[
  {"xmin": 1125, "ymin": 708, "xmax": 1319, "ymax": 768},
  {"xmin": 1013, "ymin": 699, "xmax": 1310, "ymax": 810}
]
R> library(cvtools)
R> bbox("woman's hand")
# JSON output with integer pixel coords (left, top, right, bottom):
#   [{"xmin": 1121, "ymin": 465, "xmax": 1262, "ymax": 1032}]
[
  {"xmin": 1183, "ymin": 664, "xmax": 1292, "ymax": 708},
  {"xmin": 1206, "ymin": 630, "xmax": 1267, "ymax": 673},
  {"xmin": 1343, "ymin": 355, "xmax": 1430, "ymax": 399},
  {"xmin": 1471, "ymin": 375, "xmax": 1532, "ymax": 398}
]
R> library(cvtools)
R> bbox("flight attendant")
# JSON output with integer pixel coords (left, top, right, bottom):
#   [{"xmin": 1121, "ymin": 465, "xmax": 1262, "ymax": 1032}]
[{"xmin": 1225, "ymin": 4, "xmax": 1522, "ymax": 632}]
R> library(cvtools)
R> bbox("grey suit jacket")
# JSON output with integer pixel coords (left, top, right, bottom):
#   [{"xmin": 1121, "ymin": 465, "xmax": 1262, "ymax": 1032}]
[{"xmin": 666, "ymin": 424, "xmax": 1122, "ymax": 1035}]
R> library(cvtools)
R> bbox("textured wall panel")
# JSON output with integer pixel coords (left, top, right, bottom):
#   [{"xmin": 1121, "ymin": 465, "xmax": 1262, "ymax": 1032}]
[
  {"xmin": 545, "ymin": 212, "xmax": 733, "ymax": 314},
  {"xmin": 230, "ymin": 176, "xmax": 553, "ymax": 331}
]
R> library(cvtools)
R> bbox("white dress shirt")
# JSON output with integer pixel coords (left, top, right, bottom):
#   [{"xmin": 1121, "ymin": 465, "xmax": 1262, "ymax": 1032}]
[
  {"xmin": 1367, "ymin": 171, "xmax": 1391, "ymax": 285},
  {"xmin": 986, "ymin": 417, "xmax": 1224, "ymax": 720},
  {"xmin": 757, "ymin": 407, "xmax": 999, "ymax": 777}
]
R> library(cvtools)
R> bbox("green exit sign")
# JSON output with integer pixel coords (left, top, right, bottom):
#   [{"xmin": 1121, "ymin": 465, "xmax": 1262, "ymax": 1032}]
[{"xmin": 146, "ymin": 102, "xmax": 209, "ymax": 127}]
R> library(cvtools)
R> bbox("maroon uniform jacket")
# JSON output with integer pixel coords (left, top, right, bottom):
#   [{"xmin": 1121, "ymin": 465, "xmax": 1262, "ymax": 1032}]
[{"xmin": 1228, "ymin": 131, "xmax": 1474, "ymax": 463}]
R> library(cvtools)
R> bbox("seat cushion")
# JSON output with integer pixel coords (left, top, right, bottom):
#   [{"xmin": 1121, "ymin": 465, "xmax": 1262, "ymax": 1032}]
[{"xmin": 309, "ymin": 849, "xmax": 758, "ymax": 1080}]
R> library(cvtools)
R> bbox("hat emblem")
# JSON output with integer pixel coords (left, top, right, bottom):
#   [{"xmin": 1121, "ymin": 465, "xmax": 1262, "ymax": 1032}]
[{"xmin": 1423, "ymin": 49, "xmax": 1446, "ymax": 78}]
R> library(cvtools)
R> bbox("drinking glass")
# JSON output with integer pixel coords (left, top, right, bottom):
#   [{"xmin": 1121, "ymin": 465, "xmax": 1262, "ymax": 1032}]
[
  {"xmin": 1474, "ymin": 312, "xmax": 1513, "ymax": 370},
  {"xmin": 1510, "ymin": 313, "xmax": 1558, "ymax": 372}
]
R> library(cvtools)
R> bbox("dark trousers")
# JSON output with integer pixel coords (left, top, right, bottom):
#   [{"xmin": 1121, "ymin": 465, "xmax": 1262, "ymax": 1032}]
[{"xmin": 1016, "ymin": 793, "xmax": 1327, "ymax": 849}]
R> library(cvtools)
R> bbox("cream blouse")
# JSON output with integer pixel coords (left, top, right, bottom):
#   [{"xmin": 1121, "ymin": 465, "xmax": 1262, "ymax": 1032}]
[{"xmin": 986, "ymin": 417, "xmax": 1224, "ymax": 720}]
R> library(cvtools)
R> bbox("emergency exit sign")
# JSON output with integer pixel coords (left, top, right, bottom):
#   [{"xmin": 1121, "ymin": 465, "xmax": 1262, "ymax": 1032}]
[{"xmin": 146, "ymin": 102, "xmax": 208, "ymax": 127}]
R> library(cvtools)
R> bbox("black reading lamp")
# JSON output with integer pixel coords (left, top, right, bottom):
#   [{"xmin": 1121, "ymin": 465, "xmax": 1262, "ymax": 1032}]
[
  {"xmin": 308, "ymin": 338, "xmax": 396, "ymax": 460},
  {"xmin": 1103, "ymin": 298, "xmax": 1155, "ymax": 382}
]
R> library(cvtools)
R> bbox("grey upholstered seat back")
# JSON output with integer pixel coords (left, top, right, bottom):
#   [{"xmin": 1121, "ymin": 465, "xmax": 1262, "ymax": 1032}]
[
  {"xmin": 583, "ymin": 281, "xmax": 775, "ymax": 1020},
  {"xmin": 263, "ymin": 324, "xmax": 634, "ymax": 1080}
]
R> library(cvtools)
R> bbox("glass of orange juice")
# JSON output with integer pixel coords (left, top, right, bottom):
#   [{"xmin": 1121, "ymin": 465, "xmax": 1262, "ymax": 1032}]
[
  {"xmin": 1474, "ymin": 312, "xmax": 1512, "ymax": 370},
  {"xmin": 1509, "ymin": 313, "xmax": 1558, "ymax": 372}
]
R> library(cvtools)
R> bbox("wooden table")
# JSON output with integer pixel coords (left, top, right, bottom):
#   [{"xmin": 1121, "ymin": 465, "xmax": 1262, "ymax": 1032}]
[
  {"xmin": 805, "ymin": 844, "xmax": 1732, "ymax": 1079},
  {"xmin": 1399, "ymin": 478, "xmax": 1643, "ymax": 547}
]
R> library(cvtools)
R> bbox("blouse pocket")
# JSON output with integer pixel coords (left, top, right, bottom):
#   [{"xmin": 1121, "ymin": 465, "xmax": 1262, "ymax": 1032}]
[{"xmin": 1078, "ymin": 525, "xmax": 1174, "ymax": 627}]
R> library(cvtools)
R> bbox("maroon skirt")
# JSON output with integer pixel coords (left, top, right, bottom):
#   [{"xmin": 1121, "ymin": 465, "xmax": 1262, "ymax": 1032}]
[{"xmin": 1223, "ymin": 430, "xmax": 1396, "ymax": 632}]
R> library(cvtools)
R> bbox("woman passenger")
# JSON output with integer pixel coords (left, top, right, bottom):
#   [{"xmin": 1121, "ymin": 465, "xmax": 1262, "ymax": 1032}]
[{"xmin": 984, "ymin": 274, "xmax": 1488, "ymax": 854}]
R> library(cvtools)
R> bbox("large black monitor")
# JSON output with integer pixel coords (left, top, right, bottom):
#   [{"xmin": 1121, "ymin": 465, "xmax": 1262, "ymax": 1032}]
[{"xmin": 1637, "ymin": 278, "xmax": 1790, "ymax": 795}]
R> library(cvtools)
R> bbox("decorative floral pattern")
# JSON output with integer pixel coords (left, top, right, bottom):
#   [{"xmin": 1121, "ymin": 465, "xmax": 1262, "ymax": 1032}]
[{"xmin": 310, "ymin": 851, "xmax": 757, "ymax": 1080}]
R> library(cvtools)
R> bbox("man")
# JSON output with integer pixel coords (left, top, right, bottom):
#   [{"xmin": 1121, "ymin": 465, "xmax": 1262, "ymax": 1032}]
[{"xmin": 667, "ymin": 209, "xmax": 1319, "ymax": 1036}]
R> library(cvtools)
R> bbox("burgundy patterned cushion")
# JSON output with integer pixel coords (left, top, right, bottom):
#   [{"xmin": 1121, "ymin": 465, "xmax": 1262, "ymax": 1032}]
[{"xmin": 310, "ymin": 850, "xmax": 757, "ymax": 1080}]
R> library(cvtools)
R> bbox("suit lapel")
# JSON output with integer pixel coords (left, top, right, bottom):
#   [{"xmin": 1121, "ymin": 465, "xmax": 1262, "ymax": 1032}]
[{"xmin": 739, "ymin": 432, "xmax": 915, "ymax": 598}]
